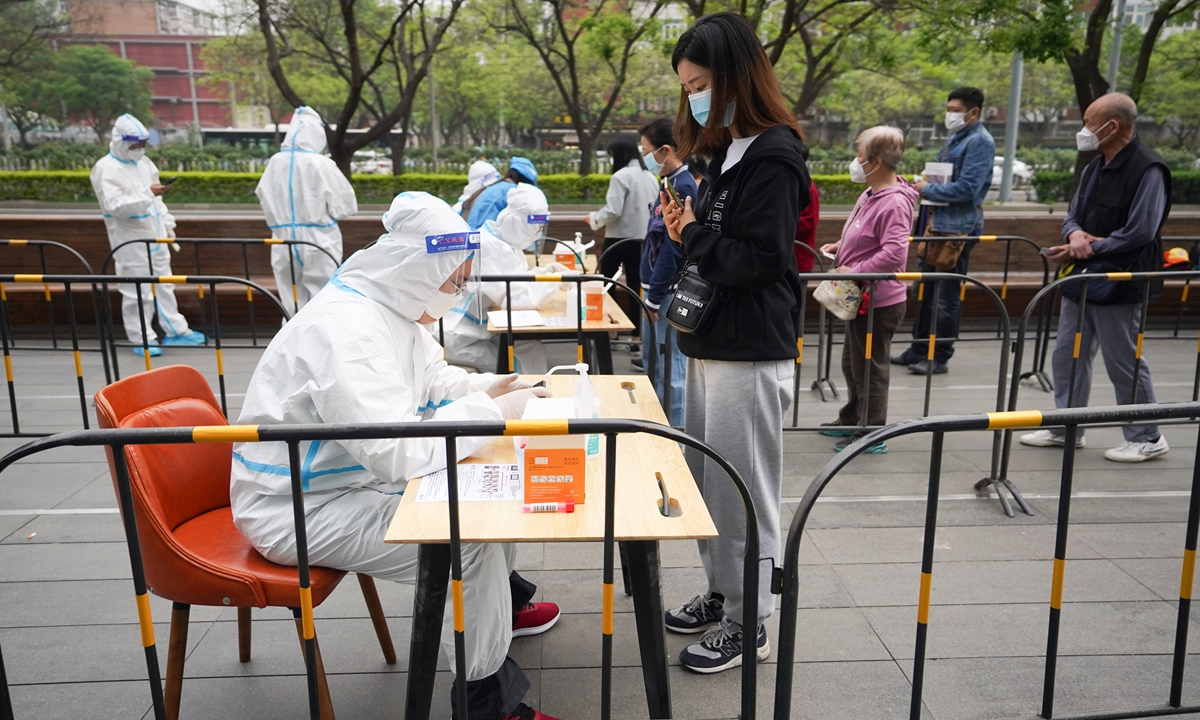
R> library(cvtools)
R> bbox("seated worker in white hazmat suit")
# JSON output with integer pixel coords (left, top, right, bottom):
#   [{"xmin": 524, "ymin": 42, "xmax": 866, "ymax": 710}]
[
  {"xmin": 443, "ymin": 184, "xmax": 574, "ymax": 374},
  {"xmin": 454, "ymin": 159, "xmax": 502, "ymax": 217},
  {"xmin": 90, "ymin": 114, "xmax": 206, "ymax": 357},
  {"xmin": 255, "ymin": 106, "xmax": 358, "ymax": 312},
  {"xmin": 230, "ymin": 192, "xmax": 563, "ymax": 720}
]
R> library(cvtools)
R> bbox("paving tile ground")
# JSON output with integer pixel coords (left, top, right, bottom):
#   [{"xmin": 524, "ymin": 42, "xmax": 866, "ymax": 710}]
[{"xmin": 3, "ymin": 326, "xmax": 1200, "ymax": 718}]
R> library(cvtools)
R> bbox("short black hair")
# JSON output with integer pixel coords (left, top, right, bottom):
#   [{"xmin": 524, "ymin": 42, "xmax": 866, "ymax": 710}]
[
  {"xmin": 639, "ymin": 117, "xmax": 676, "ymax": 151},
  {"xmin": 608, "ymin": 135, "xmax": 644, "ymax": 171},
  {"xmin": 948, "ymin": 87, "xmax": 985, "ymax": 112}
]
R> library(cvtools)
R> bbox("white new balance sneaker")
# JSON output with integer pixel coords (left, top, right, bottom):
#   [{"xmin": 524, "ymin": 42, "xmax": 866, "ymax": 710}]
[
  {"xmin": 1019, "ymin": 429, "xmax": 1085, "ymax": 448},
  {"xmin": 1104, "ymin": 436, "xmax": 1169, "ymax": 463}
]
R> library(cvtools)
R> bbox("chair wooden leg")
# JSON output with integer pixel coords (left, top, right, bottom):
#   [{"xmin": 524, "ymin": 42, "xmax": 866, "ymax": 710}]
[
  {"xmin": 165, "ymin": 602, "xmax": 190, "ymax": 720},
  {"xmin": 293, "ymin": 612, "xmax": 336, "ymax": 720},
  {"xmin": 356, "ymin": 574, "xmax": 397, "ymax": 665},
  {"xmin": 237, "ymin": 606, "xmax": 252, "ymax": 663}
]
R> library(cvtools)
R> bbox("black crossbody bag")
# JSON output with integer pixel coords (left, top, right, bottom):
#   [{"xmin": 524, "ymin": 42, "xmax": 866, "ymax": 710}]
[{"xmin": 666, "ymin": 262, "xmax": 720, "ymax": 335}]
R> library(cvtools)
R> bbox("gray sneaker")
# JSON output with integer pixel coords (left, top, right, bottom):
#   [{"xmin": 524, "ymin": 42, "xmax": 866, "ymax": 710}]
[{"xmin": 665, "ymin": 592, "xmax": 724, "ymax": 634}]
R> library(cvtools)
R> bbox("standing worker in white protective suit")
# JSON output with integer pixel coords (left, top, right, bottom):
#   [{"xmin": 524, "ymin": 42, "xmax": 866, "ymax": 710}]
[
  {"xmin": 443, "ymin": 183, "xmax": 575, "ymax": 373},
  {"xmin": 90, "ymin": 114, "xmax": 206, "ymax": 357},
  {"xmin": 255, "ymin": 106, "xmax": 358, "ymax": 312},
  {"xmin": 230, "ymin": 191, "xmax": 563, "ymax": 720}
]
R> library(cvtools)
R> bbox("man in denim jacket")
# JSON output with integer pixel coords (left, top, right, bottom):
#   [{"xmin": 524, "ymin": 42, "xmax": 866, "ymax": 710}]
[{"xmin": 893, "ymin": 87, "xmax": 996, "ymax": 374}]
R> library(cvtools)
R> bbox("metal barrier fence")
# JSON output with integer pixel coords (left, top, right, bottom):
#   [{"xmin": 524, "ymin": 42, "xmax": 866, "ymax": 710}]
[
  {"xmin": 807, "ymin": 236, "xmax": 1054, "ymax": 399},
  {"xmin": 912, "ymin": 235, "xmax": 1055, "ymax": 390},
  {"xmin": 789, "ymin": 270, "xmax": 1025, "ymax": 515},
  {"xmin": 100, "ymin": 238, "xmax": 337, "ymax": 343},
  {"xmin": 0, "ymin": 274, "xmax": 290, "ymax": 437},
  {"xmin": 0, "ymin": 416, "xmax": 760, "ymax": 720},
  {"xmin": 994, "ymin": 270, "xmax": 1200, "ymax": 511},
  {"xmin": 773, "ymin": 401, "xmax": 1200, "ymax": 720}
]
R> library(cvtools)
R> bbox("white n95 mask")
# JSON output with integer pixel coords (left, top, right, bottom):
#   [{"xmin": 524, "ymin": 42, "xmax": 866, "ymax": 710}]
[
  {"xmin": 128, "ymin": 148, "xmax": 146, "ymax": 162},
  {"xmin": 1076, "ymin": 120, "xmax": 1112, "ymax": 152},
  {"xmin": 944, "ymin": 112, "xmax": 967, "ymax": 133},
  {"xmin": 849, "ymin": 158, "xmax": 874, "ymax": 184},
  {"xmin": 424, "ymin": 289, "xmax": 462, "ymax": 321}
]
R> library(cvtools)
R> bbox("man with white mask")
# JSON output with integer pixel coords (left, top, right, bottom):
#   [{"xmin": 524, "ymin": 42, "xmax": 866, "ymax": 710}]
[
  {"xmin": 443, "ymin": 183, "xmax": 573, "ymax": 373},
  {"xmin": 255, "ymin": 106, "xmax": 358, "ymax": 312},
  {"xmin": 230, "ymin": 192, "xmax": 562, "ymax": 720},
  {"xmin": 90, "ymin": 113, "xmax": 205, "ymax": 356},
  {"xmin": 892, "ymin": 86, "xmax": 995, "ymax": 376},
  {"xmin": 454, "ymin": 159, "xmax": 502, "ymax": 217}
]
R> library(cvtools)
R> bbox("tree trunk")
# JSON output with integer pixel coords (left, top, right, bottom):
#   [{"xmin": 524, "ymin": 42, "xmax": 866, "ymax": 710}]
[
  {"xmin": 577, "ymin": 129, "xmax": 594, "ymax": 177},
  {"xmin": 331, "ymin": 143, "xmax": 353, "ymax": 178},
  {"xmin": 389, "ymin": 123, "xmax": 407, "ymax": 177}
]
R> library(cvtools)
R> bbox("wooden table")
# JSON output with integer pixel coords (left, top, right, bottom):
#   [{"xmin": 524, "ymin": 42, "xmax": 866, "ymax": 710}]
[
  {"xmin": 386, "ymin": 375, "xmax": 716, "ymax": 720},
  {"xmin": 485, "ymin": 290, "xmax": 635, "ymax": 374}
]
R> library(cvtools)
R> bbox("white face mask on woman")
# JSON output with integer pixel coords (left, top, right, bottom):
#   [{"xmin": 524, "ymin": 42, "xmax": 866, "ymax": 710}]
[
  {"xmin": 849, "ymin": 158, "xmax": 876, "ymax": 184},
  {"xmin": 127, "ymin": 148, "xmax": 146, "ymax": 162}
]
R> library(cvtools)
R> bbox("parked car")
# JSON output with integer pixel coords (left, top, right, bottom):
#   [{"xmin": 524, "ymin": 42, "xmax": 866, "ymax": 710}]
[
  {"xmin": 991, "ymin": 156, "xmax": 1034, "ymax": 187},
  {"xmin": 351, "ymin": 150, "xmax": 393, "ymax": 175}
]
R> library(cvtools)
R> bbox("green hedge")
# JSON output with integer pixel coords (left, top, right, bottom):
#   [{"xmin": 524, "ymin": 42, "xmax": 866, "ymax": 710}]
[
  {"xmin": 0, "ymin": 170, "xmax": 938, "ymax": 207},
  {"xmin": 1032, "ymin": 171, "xmax": 1200, "ymax": 204},
  {"xmin": 0, "ymin": 170, "xmax": 616, "ymax": 204}
]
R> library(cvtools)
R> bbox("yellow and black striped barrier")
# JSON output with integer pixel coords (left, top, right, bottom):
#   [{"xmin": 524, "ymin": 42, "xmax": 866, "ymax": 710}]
[
  {"xmin": 999, "ymin": 268, "xmax": 1200, "ymax": 499},
  {"xmin": 0, "ymin": 415, "xmax": 759, "ymax": 720},
  {"xmin": 101, "ymin": 237, "xmax": 338, "ymax": 344},
  {"xmin": 791, "ymin": 270, "xmax": 1021, "ymax": 512},
  {"xmin": 774, "ymin": 401, "xmax": 1200, "ymax": 720},
  {"xmin": 0, "ymin": 274, "xmax": 291, "ymax": 437}
]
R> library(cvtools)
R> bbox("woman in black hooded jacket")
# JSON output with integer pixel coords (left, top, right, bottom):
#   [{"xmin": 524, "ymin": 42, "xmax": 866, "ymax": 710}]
[{"xmin": 660, "ymin": 11, "xmax": 810, "ymax": 675}]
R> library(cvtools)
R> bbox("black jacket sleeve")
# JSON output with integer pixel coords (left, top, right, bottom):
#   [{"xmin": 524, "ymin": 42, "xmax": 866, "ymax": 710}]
[{"xmin": 680, "ymin": 160, "xmax": 803, "ymax": 289}]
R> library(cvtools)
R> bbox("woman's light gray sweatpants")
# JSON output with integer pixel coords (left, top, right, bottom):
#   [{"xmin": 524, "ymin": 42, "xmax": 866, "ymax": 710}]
[{"xmin": 684, "ymin": 357, "xmax": 794, "ymax": 629}]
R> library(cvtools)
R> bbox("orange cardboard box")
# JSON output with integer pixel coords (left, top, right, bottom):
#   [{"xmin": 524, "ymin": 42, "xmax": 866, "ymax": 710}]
[
  {"xmin": 520, "ymin": 397, "xmax": 587, "ymax": 504},
  {"xmin": 524, "ymin": 448, "xmax": 586, "ymax": 504}
]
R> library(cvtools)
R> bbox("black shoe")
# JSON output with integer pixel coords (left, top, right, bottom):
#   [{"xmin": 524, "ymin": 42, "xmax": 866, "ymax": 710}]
[
  {"xmin": 890, "ymin": 350, "xmax": 921, "ymax": 366},
  {"xmin": 631, "ymin": 357, "xmax": 644, "ymax": 371},
  {"xmin": 819, "ymin": 421, "xmax": 857, "ymax": 437},
  {"xmin": 908, "ymin": 359, "xmax": 948, "ymax": 375}
]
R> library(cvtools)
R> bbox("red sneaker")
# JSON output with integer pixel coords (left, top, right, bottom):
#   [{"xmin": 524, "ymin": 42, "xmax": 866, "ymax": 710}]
[
  {"xmin": 502, "ymin": 703, "xmax": 561, "ymax": 720},
  {"xmin": 512, "ymin": 601, "xmax": 560, "ymax": 637}
]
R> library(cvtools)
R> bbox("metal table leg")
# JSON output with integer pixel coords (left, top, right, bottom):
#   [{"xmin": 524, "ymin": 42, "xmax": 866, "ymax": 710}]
[
  {"xmin": 621, "ymin": 539, "xmax": 671, "ymax": 719},
  {"xmin": 405, "ymin": 543, "xmax": 451, "ymax": 720}
]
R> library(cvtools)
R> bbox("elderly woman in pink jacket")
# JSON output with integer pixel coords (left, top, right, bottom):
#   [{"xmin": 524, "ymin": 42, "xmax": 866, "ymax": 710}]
[{"xmin": 819, "ymin": 126, "xmax": 918, "ymax": 453}]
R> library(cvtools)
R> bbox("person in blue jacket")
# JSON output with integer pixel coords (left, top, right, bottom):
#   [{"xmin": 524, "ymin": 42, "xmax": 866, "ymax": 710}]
[
  {"xmin": 638, "ymin": 117, "xmax": 696, "ymax": 426},
  {"xmin": 467, "ymin": 157, "xmax": 538, "ymax": 230},
  {"xmin": 892, "ymin": 86, "xmax": 996, "ymax": 375}
]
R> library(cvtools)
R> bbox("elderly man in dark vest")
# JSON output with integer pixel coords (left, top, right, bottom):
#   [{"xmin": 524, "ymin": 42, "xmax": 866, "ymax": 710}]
[{"xmin": 1022, "ymin": 93, "xmax": 1172, "ymax": 463}]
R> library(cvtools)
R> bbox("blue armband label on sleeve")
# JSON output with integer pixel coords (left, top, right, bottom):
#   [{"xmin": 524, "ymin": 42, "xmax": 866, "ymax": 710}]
[{"xmin": 425, "ymin": 232, "xmax": 481, "ymax": 254}]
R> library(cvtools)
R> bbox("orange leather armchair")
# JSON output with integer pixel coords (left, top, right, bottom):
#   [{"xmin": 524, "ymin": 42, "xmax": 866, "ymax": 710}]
[{"xmin": 95, "ymin": 365, "xmax": 396, "ymax": 719}]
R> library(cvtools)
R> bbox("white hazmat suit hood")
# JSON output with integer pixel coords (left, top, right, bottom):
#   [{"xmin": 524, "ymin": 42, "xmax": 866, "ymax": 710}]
[
  {"xmin": 255, "ymin": 106, "xmax": 358, "ymax": 311},
  {"xmin": 453, "ymin": 160, "xmax": 501, "ymax": 214},
  {"xmin": 109, "ymin": 113, "xmax": 150, "ymax": 162},
  {"xmin": 335, "ymin": 192, "xmax": 478, "ymax": 322}
]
